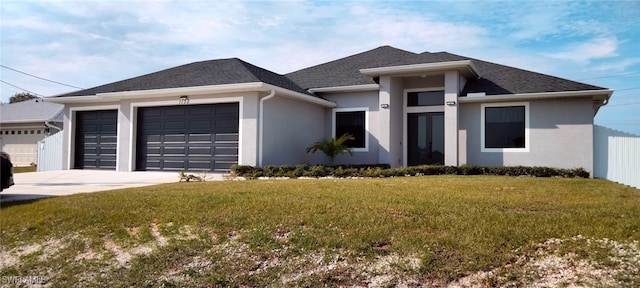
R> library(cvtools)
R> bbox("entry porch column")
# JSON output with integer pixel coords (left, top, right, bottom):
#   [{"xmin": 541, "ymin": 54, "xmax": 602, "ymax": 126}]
[{"xmin": 444, "ymin": 71, "xmax": 459, "ymax": 166}]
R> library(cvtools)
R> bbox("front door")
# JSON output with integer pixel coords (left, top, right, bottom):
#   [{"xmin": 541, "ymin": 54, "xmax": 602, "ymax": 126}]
[{"xmin": 407, "ymin": 112, "xmax": 444, "ymax": 166}]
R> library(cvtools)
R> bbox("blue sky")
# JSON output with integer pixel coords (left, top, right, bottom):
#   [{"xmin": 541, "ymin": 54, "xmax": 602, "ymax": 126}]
[{"xmin": 1, "ymin": 0, "xmax": 639, "ymax": 134}]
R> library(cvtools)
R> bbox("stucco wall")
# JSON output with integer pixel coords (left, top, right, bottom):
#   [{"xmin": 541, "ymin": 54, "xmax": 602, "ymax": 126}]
[
  {"xmin": 459, "ymin": 97, "xmax": 594, "ymax": 172},
  {"xmin": 321, "ymin": 91, "xmax": 380, "ymax": 165},
  {"xmin": 261, "ymin": 95, "xmax": 326, "ymax": 166}
]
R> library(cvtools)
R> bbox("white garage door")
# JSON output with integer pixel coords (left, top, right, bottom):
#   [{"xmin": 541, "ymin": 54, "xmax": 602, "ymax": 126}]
[{"xmin": 0, "ymin": 128, "xmax": 46, "ymax": 166}]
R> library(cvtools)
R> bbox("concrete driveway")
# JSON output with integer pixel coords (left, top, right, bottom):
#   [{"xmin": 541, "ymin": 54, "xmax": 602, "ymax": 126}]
[{"xmin": 0, "ymin": 170, "xmax": 223, "ymax": 203}]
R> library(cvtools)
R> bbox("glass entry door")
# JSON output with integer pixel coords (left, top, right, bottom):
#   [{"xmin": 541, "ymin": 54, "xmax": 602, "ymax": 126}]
[{"xmin": 407, "ymin": 112, "xmax": 444, "ymax": 166}]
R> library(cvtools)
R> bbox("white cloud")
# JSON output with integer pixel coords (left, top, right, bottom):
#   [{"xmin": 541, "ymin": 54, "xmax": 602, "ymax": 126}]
[
  {"xmin": 591, "ymin": 58, "xmax": 640, "ymax": 72},
  {"xmin": 509, "ymin": 6, "xmax": 571, "ymax": 40},
  {"xmin": 0, "ymin": 0, "xmax": 637, "ymax": 109},
  {"xmin": 546, "ymin": 37, "xmax": 619, "ymax": 63}
]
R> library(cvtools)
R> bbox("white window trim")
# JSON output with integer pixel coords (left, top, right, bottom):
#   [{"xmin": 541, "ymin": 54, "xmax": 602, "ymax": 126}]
[
  {"xmin": 332, "ymin": 107, "xmax": 369, "ymax": 152},
  {"xmin": 480, "ymin": 102, "xmax": 530, "ymax": 153}
]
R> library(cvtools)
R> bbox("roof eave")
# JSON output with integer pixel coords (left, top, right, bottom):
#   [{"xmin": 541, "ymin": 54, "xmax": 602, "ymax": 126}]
[
  {"xmin": 458, "ymin": 89, "xmax": 614, "ymax": 103},
  {"xmin": 0, "ymin": 120, "xmax": 58, "ymax": 125},
  {"xmin": 44, "ymin": 95, "xmax": 102, "ymax": 104},
  {"xmin": 359, "ymin": 60, "xmax": 479, "ymax": 78},
  {"xmin": 264, "ymin": 84, "xmax": 336, "ymax": 108},
  {"xmin": 45, "ymin": 83, "xmax": 267, "ymax": 103},
  {"xmin": 98, "ymin": 82, "xmax": 267, "ymax": 100},
  {"xmin": 44, "ymin": 82, "xmax": 336, "ymax": 108},
  {"xmin": 308, "ymin": 84, "xmax": 380, "ymax": 94}
]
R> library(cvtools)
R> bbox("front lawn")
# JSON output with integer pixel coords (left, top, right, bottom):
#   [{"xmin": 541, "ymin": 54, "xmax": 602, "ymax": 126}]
[{"xmin": 1, "ymin": 176, "xmax": 638, "ymax": 287}]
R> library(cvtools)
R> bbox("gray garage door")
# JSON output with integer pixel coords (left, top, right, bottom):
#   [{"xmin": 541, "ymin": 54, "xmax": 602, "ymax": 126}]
[
  {"xmin": 74, "ymin": 110, "xmax": 118, "ymax": 170},
  {"xmin": 136, "ymin": 103, "xmax": 239, "ymax": 172}
]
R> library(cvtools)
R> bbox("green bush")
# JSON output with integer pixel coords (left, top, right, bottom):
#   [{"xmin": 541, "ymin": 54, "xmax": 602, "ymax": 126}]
[
  {"xmin": 305, "ymin": 166, "xmax": 328, "ymax": 177},
  {"xmin": 289, "ymin": 165, "xmax": 308, "ymax": 178},
  {"xmin": 458, "ymin": 164, "xmax": 481, "ymax": 175},
  {"xmin": 230, "ymin": 164, "xmax": 590, "ymax": 180}
]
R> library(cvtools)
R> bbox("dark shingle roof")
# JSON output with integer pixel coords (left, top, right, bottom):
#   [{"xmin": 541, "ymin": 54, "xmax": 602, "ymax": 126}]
[
  {"xmin": 285, "ymin": 46, "xmax": 606, "ymax": 94},
  {"xmin": 55, "ymin": 58, "xmax": 309, "ymax": 97},
  {"xmin": 285, "ymin": 46, "xmax": 421, "ymax": 89},
  {"xmin": 458, "ymin": 56, "xmax": 605, "ymax": 95},
  {"xmin": 56, "ymin": 46, "xmax": 607, "ymax": 99}
]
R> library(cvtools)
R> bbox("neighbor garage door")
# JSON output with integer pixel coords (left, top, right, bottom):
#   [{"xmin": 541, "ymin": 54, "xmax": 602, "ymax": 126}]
[
  {"xmin": 136, "ymin": 103, "xmax": 239, "ymax": 172},
  {"xmin": 0, "ymin": 128, "xmax": 45, "ymax": 167},
  {"xmin": 74, "ymin": 110, "xmax": 118, "ymax": 170}
]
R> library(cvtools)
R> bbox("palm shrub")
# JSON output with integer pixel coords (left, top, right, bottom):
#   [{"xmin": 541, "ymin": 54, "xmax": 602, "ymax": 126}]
[{"xmin": 306, "ymin": 133, "xmax": 355, "ymax": 165}]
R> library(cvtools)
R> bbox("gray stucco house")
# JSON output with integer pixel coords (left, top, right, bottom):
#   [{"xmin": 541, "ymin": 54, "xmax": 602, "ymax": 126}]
[{"xmin": 47, "ymin": 46, "xmax": 612, "ymax": 173}]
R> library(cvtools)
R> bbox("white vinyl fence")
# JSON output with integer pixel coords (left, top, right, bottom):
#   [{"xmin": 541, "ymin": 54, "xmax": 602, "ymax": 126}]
[
  {"xmin": 594, "ymin": 125, "xmax": 639, "ymax": 189},
  {"xmin": 36, "ymin": 131, "xmax": 64, "ymax": 172}
]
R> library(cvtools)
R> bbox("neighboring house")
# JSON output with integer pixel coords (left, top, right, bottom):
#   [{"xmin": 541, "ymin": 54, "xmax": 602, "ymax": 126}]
[
  {"xmin": 0, "ymin": 99, "xmax": 64, "ymax": 166},
  {"xmin": 47, "ymin": 46, "xmax": 612, "ymax": 173}
]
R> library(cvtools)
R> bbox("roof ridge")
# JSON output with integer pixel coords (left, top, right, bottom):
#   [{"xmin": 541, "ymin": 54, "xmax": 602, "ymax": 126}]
[
  {"xmin": 235, "ymin": 58, "xmax": 283, "ymax": 76},
  {"xmin": 286, "ymin": 45, "xmax": 417, "ymax": 75},
  {"xmin": 235, "ymin": 58, "xmax": 311, "ymax": 94}
]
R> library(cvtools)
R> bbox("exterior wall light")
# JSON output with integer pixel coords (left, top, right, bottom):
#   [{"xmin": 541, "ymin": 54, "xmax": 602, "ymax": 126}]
[
  {"xmin": 179, "ymin": 95, "xmax": 189, "ymax": 105},
  {"xmin": 446, "ymin": 101, "xmax": 456, "ymax": 106},
  {"xmin": 380, "ymin": 104, "xmax": 389, "ymax": 109}
]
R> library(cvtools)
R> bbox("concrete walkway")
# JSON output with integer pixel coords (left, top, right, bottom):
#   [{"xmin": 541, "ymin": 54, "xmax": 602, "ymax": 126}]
[{"xmin": 0, "ymin": 170, "xmax": 225, "ymax": 203}]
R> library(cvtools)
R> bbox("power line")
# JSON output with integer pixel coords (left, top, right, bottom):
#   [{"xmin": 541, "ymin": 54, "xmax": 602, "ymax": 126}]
[
  {"xmin": 0, "ymin": 64, "xmax": 84, "ymax": 89},
  {"xmin": 0, "ymin": 80, "xmax": 43, "ymax": 96},
  {"xmin": 615, "ymin": 87, "xmax": 640, "ymax": 92},
  {"xmin": 606, "ymin": 102, "xmax": 640, "ymax": 107},
  {"xmin": 576, "ymin": 71, "xmax": 640, "ymax": 81},
  {"xmin": 598, "ymin": 120, "xmax": 640, "ymax": 123}
]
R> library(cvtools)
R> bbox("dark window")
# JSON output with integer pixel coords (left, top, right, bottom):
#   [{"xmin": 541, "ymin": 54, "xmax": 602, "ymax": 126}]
[
  {"xmin": 485, "ymin": 106, "xmax": 525, "ymax": 148},
  {"xmin": 17, "ymin": 131, "xmax": 21, "ymax": 135},
  {"xmin": 335, "ymin": 111, "xmax": 366, "ymax": 148},
  {"xmin": 407, "ymin": 91, "xmax": 445, "ymax": 106},
  {"xmin": 37, "ymin": 130, "xmax": 42, "ymax": 134},
  {"xmin": 11, "ymin": 131, "xmax": 15, "ymax": 135}
]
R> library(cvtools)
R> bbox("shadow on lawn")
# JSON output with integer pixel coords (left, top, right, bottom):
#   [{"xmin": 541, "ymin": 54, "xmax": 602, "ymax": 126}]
[{"xmin": 0, "ymin": 193, "xmax": 56, "ymax": 208}]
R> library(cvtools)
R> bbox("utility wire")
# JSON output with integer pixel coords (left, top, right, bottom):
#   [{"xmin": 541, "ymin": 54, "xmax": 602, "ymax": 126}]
[
  {"xmin": 576, "ymin": 71, "xmax": 640, "ymax": 81},
  {"xmin": 0, "ymin": 64, "xmax": 84, "ymax": 89},
  {"xmin": 606, "ymin": 102, "xmax": 640, "ymax": 107},
  {"xmin": 0, "ymin": 80, "xmax": 43, "ymax": 96},
  {"xmin": 615, "ymin": 87, "xmax": 640, "ymax": 92}
]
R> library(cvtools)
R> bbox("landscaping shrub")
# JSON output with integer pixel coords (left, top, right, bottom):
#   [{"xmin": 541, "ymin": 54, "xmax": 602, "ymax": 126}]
[
  {"xmin": 458, "ymin": 164, "xmax": 482, "ymax": 175},
  {"xmin": 289, "ymin": 165, "xmax": 308, "ymax": 178},
  {"xmin": 305, "ymin": 165, "xmax": 328, "ymax": 177},
  {"xmin": 230, "ymin": 164, "xmax": 590, "ymax": 179}
]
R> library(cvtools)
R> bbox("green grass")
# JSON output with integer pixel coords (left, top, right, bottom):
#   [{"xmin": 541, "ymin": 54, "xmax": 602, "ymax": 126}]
[{"xmin": 1, "ymin": 176, "xmax": 638, "ymax": 287}]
